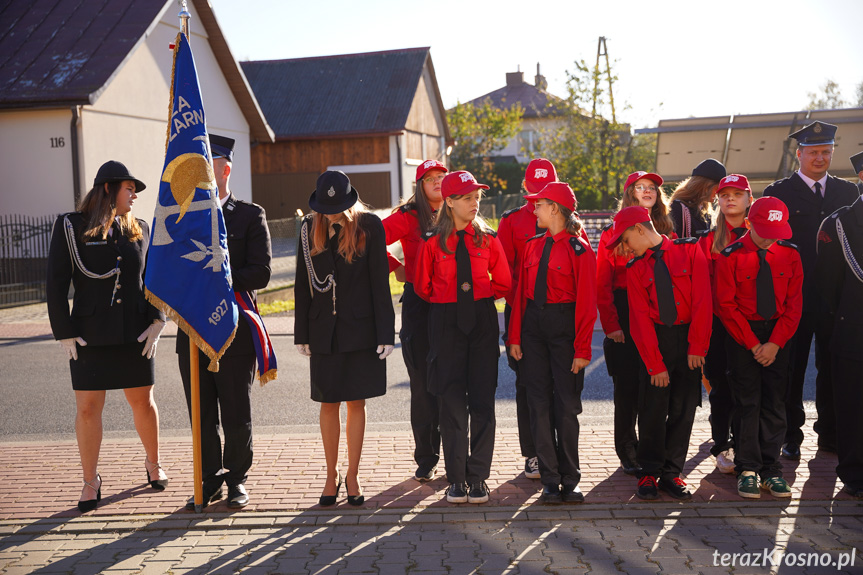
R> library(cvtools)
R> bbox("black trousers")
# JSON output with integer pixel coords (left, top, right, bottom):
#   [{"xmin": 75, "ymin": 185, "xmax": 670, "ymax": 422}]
[
  {"xmin": 636, "ymin": 323, "xmax": 702, "ymax": 480},
  {"xmin": 786, "ymin": 310, "xmax": 835, "ymax": 447},
  {"xmin": 704, "ymin": 315, "xmax": 734, "ymax": 456},
  {"xmin": 832, "ymin": 355, "xmax": 863, "ymax": 491},
  {"xmin": 503, "ymin": 304, "xmax": 536, "ymax": 458},
  {"xmin": 521, "ymin": 300, "xmax": 584, "ymax": 487},
  {"xmin": 604, "ymin": 290, "xmax": 642, "ymax": 464},
  {"xmin": 726, "ymin": 319, "xmax": 789, "ymax": 479},
  {"xmin": 400, "ymin": 283, "xmax": 441, "ymax": 473},
  {"xmin": 178, "ymin": 345, "xmax": 255, "ymax": 489},
  {"xmin": 428, "ymin": 299, "xmax": 499, "ymax": 484}
]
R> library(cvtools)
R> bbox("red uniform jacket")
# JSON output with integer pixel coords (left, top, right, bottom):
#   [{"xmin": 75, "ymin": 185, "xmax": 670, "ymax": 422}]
[
  {"xmin": 498, "ymin": 202, "xmax": 592, "ymax": 306},
  {"xmin": 596, "ymin": 225, "xmax": 634, "ymax": 334},
  {"xmin": 414, "ymin": 225, "xmax": 511, "ymax": 303},
  {"xmin": 626, "ymin": 236, "xmax": 713, "ymax": 375},
  {"xmin": 714, "ymin": 233, "xmax": 803, "ymax": 350},
  {"xmin": 382, "ymin": 205, "xmax": 431, "ymax": 280},
  {"xmin": 696, "ymin": 221, "xmax": 746, "ymax": 311},
  {"xmin": 506, "ymin": 230, "xmax": 597, "ymax": 360}
]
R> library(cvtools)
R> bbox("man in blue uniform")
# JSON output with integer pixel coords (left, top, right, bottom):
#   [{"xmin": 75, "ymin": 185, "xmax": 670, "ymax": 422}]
[{"xmin": 763, "ymin": 122, "xmax": 860, "ymax": 460}]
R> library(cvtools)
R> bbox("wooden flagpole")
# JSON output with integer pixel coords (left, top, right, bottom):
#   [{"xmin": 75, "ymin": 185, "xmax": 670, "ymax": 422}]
[{"xmin": 178, "ymin": 0, "xmax": 204, "ymax": 514}]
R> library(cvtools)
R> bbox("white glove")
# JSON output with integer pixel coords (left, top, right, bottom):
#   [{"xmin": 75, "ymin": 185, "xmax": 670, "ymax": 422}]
[
  {"xmin": 376, "ymin": 344, "xmax": 394, "ymax": 360},
  {"xmin": 60, "ymin": 337, "xmax": 87, "ymax": 361},
  {"xmin": 137, "ymin": 320, "xmax": 166, "ymax": 359},
  {"xmin": 296, "ymin": 344, "xmax": 311, "ymax": 357}
]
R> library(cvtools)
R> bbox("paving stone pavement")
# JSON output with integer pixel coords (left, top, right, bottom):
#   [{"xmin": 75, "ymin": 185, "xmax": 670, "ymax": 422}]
[{"xmin": 1, "ymin": 426, "xmax": 861, "ymax": 574}]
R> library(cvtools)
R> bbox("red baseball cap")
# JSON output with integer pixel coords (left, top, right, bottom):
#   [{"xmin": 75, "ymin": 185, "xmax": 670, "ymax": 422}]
[
  {"xmin": 524, "ymin": 158, "xmax": 558, "ymax": 194},
  {"xmin": 747, "ymin": 196, "xmax": 792, "ymax": 240},
  {"xmin": 605, "ymin": 206, "xmax": 651, "ymax": 249},
  {"xmin": 716, "ymin": 174, "xmax": 751, "ymax": 193},
  {"xmin": 416, "ymin": 159, "xmax": 448, "ymax": 182},
  {"xmin": 524, "ymin": 182, "xmax": 577, "ymax": 212},
  {"xmin": 441, "ymin": 171, "xmax": 490, "ymax": 199},
  {"xmin": 624, "ymin": 171, "xmax": 663, "ymax": 189}
]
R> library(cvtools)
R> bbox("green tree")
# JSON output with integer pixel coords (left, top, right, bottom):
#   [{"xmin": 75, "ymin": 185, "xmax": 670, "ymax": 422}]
[
  {"xmin": 533, "ymin": 60, "xmax": 655, "ymax": 210},
  {"xmin": 447, "ymin": 98, "xmax": 523, "ymax": 192},
  {"xmin": 857, "ymin": 80, "xmax": 863, "ymax": 107},
  {"xmin": 806, "ymin": 79, "xmax": 847, "ymax": 110}
]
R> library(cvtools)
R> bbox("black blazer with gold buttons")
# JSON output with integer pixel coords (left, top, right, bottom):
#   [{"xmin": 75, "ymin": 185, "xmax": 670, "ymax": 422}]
[
  {"xmin": 763, "ymin": 173, "xmax": 859, "ymax": 312},
  {"xmin": 47, "ymin": 212, "xmax": 165, "ymax": 346}
]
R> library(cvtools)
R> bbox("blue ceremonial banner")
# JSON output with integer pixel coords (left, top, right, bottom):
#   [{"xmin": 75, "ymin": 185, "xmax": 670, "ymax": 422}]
[{"xmin": 144, "ymin": 32, "xmax": 237, "ymax": 371}]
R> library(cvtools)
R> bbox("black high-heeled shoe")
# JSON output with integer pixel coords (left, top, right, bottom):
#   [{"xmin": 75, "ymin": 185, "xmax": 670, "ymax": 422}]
[
  {"xmin": 78, "ymin": 474, "xmax": 102, "ymax": 513},
  {"xmin": 318, "ymin": 473, "xmax": 342, "ymax": 506},
  {"xmin": 347, "ymin": 478, "xmax": 364, "ymax": 506},
  {"xmin": 145, "ymin": 458, "xmax": 169, "ymax": 491}
]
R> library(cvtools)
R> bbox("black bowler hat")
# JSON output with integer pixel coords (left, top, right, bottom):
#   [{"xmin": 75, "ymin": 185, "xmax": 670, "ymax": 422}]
[
  {"xmin": 309, "ymin": 171, "xmax": 359, "ymax": 214},
  {"xmin": 851, "ymin": 151, "xmax": 863, "ymax": 175},
  {"xmin": 789, "ymin": 121, "xmax": 837, "ymax": 146},
  {"xmin": 93, "ymin": 160, "xmax": 146, "ymax": 192},
  {"xmin": 209, "ymin": 133, "xmax": 235, "ymax": 162},
  {"xmin": 691, "ymin": 158, "xmax": 726, "ymax": 182}
]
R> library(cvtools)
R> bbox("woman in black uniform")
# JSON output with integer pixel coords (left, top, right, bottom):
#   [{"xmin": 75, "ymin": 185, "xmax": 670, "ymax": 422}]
[
  {"xmin": 47, "ymin": 161, "xmax": 168, "ymax": 512},
  {"xmin": 669, "ymin": 158, "xmax": 726, "ymax": 238},
  {"xmin": 295, "ymin": 171, "xmax": 395, "ymax": 507}
]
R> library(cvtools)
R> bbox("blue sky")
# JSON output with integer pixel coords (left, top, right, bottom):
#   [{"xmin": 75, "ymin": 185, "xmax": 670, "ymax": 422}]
[{"xmin": 209, "ymin": 0, "xmax": 863, "ymax": 129}]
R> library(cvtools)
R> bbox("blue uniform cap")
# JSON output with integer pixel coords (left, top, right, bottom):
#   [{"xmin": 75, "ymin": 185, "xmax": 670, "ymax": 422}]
[
  {"xmin": 209, "ymin": 133, "xmax": 235, "ymax": 162},
  {"xmin": 789, "ymin": 121, "xmax": 837, "ymax": 146},
  {"xmin": 850, "ymin": 151, "xmax": 863, "ymax": 175}
]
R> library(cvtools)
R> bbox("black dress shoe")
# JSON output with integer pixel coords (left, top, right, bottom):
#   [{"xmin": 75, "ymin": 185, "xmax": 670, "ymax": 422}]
[
  {"xmin": 227, "ymin": 484, "xmax": 249, "ymax": 509},
  {"xmin": 781, "ymin": 442, "xmax": 801, "ymax": 460},
  {"xmin": 817, "ymin": 442, "xmax": 837, "ymax": 454},
  {"xmin": 185, "ymin": 485, "xmax": 223, "ymax": 511},
  {"xmin": 145, "ymin": 459, "xmax": 169, "ymax": 491},
  {"xmin": 541, "ymin": 484, "xmax": 562, "ymax": 504},
  {"xmin": 319, "ymin": 473, "xmax": 342, "ymax": 506},
  {"xmin": 562, "ymin": 484, "xmax": 584, "ymax": 503},
  {"xmin": 621, "ymin": 460, "xmax": 641, "ymax": 476},
  {"xmin": 840, "ymin": 485, "xmax": 863, "ymax": 499}
]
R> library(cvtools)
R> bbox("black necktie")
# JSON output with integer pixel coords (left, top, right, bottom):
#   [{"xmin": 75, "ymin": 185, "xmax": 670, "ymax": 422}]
[
  {"xmin": 533, "ymin": 237, "xmax": 554, "ymax": 308},
  {"xmin": 455, "ymin": 230, "xmax": 476, "ymax": 334},
  {"xmin": 814, "ymin": 182, "xmax": 822, "ymax": 197},
  {"xmin": 652, "ymin": 248, "xmax": 677, "ymax": 326},
  {"xmin": 756, "ymin": 249, "xmax": 776, "ymax": 320},
  {"xmin": 732, "ymin": 227, "xmax": 747, "ymax": 239}
]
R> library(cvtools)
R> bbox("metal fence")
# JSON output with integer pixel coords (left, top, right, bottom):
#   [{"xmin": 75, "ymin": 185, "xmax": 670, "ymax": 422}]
[{"xmin": 0, "ymin": 214, "xmax": 56, "ymax": 308}]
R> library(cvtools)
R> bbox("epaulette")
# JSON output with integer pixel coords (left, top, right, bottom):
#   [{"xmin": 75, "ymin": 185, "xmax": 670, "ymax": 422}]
[
  {"xmin": 626, "ymin": 253, "xmax": 646, "ymax": 268},
  {"xmin": 398, "ymin": 203, "xmax": 416, "ymax": 214},
  {"xmin": 673, "ymin": 237, "xmax": 699, "ymax": 244},
  {"xmin": 694, "ymin": 229, "xmax": 711, "ymax": 238},
  {"xmin": 721, "ymin": 242, "xmax": 745, "ymax": 257},
  {"xmin": 501, "ymin": 208, "xmax": 519, "ymax": 219},
  {"xmin": 421, "ymin": 229, "xmax": 438, "ymax": 241},
  {"xmin": 602, "ymin": 222, "xmax": 613, "ymax": 232},
  {"xmin": 776, "ymin": 240, "xmax": 798, "ymax": 251},
  {"xmin": 526, "ymin": 232, "xmax": 545, "ymax": 242},
  {"xmin": 569, "ymin": 236, "xmax": 587, "ymax": 256},
  {"xmin": 486, "ymin": 229, "xmax": 497, "ymax": 238}
]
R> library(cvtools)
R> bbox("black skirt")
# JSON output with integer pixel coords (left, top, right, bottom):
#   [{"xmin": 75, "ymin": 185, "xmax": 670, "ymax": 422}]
[
  {"xmin": 310, "ymin": 347, "xmax": 386, "ymax": 403},
  {"xmin": 69, "ymin": 342, "xmax": 155, "ymax": 391}
]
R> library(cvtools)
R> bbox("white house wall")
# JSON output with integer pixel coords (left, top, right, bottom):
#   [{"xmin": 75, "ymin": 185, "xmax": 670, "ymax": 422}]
[
  {"xmin": 0, "ymin": 1, "xmax": 253, "ymax": 220},
  {"xmin": 0, "ymin": 109, "xmax": 75, "ymax": 216}
]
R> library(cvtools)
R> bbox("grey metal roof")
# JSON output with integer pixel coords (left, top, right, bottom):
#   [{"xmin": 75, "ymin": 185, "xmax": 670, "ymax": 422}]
[
  {"xmin": 241, "ymin": 48, "xmax": 431, "ymax": 139},
  {"xmin": 0, "ymin": 0, "xmax": 167, "ymax": 109}
]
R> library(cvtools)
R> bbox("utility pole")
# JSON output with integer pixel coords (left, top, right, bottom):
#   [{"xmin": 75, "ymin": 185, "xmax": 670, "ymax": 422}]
[{"xmin": 593, "ymin": 37, "xmax": 619, "ymax": 209}]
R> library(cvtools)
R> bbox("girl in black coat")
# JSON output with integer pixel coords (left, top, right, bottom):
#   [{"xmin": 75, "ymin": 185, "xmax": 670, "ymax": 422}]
[
  {"xmin": 46, "ymin": 161, "xmax": 168, "ymax": 512},
  {"xmin": 295, "ymin": 171, "xmax": 395, "ymax": 507}
]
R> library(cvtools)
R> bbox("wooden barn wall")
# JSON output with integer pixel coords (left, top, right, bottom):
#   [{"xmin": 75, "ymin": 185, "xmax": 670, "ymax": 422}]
[{"xmin": 251, "ymin": 137, "xmax": 390, "ymax": 175}]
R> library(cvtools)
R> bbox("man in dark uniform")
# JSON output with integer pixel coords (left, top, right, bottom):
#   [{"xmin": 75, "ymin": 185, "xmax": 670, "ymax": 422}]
[
  {"xmin": 814, "ymin": 151, "xmax": 863, "ymax": 499},
  {"xmin": 762, "ymin": 121, "xmax": 860, "ymax": 460},
  {"xmin": 177, "ymin": 134, "xmax": 272, "ymax": 509}
]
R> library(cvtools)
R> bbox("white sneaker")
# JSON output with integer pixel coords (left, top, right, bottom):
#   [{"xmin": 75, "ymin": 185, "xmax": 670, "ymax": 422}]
[
  {"xmin": 715, "ymin": 449, "xmax": 736, "ymax": 474},
  {"xmin": 524, "ymin": 457, "xmax": 540, "ymax": 479}
]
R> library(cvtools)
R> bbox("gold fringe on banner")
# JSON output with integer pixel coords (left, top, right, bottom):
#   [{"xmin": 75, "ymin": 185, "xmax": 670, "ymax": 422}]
[
  {"xmin": 257, "ymin": 368, "xmax": 278, "ymax": 387},
  {"xmin": 145, "ymin": 288, "xmax": 237, "ymax": 372},
  {"xmin": 164, "ymin": 33, "xmax": 180, "ymax": 154}
]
